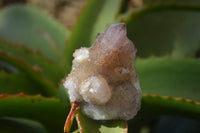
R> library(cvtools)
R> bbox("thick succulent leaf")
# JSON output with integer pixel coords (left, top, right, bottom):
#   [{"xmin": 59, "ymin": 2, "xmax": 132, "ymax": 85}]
[
  {"xmin": 119, "ymin": 0, "xmax": 200, "ymax": 14},
  {"xmin": 88, "ymin": 0, "xmax": 123, "ymax": 43},
  {"xmin": 65, "ymin": 0, "xmax": 123, "ymax": 69},
  {"xmin": 123, "ymin": 3, "xmax": 200, "ymax": 57},
  {"xmin": 141, "ymin": 94, "xmax": 200, "ymax": 120},
  {"xmin": 136, "ymin": 56, "xmax": 200, "ymax": 102},
  {"xmin": 57, "ymin": 84, "xmax": 69, "ymax": 103},
  {"xmin": 128, "ymin": 94, "xmax": 200, "ymax": 132},
  {"xmin": 0, "ymin": 71, "xmax": 41, "ymax": 95},
  {"xmin": 0, "ymin": 52, "xmax": 57, "ymax": 97},
  {"xmin": 0, "ymin": 40, "xmax": 65, "ymax": 84},
  {"xmin": 0, "ymin": 117, "xmax": 47, "ymax": 133},
  {"xmin": 0, "ymin": 94, "xmax": 69, "ymax": 133},
  {"xmin": 0, "ymin": 5, "xmax": 68, "ymax": 61},
  {"xmin": 76, "ymin": 111, "xmax": 127, "ymax": 133}
]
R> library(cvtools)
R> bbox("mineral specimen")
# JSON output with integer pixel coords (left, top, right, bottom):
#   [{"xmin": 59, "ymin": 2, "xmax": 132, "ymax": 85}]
[{"xmin": 63, "ymin": 23, "xmax": 142, "ymax": 120}]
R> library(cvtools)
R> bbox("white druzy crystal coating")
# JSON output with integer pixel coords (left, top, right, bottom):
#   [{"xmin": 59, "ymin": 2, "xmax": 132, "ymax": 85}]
[
  {"xmin": 63, "ymin": 23, "xmax": 142, "ymax": 120},
  {"xmin": 73, "ymin": 48, "xmax": 89, "ymax": 63},
  {"xmin": 82, "ymin": 77, "xmax": 141, "ymax": 120},
  {"xmin": 63, "ymin": 77, "xmax": 80, "ymax": 101}
]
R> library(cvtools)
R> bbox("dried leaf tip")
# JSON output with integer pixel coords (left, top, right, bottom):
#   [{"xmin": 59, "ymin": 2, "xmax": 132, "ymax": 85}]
[{"xmin": 63, "ymin": 23, "xmax": 142, "ymax": 120}]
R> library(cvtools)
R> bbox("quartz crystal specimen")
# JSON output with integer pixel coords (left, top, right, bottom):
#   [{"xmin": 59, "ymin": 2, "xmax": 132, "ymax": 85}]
[{"xmin": 63, "ymin": 23, "xmax": 142, "ymax": 120}]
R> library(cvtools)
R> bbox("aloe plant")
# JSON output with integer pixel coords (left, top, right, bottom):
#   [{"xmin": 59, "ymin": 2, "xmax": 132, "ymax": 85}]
[{"xmin": 0, "ymin": 0, "xmax": 200, "ymax": 132}]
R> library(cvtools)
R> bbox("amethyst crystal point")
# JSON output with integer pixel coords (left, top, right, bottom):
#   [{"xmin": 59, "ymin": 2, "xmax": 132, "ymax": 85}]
[{"xmin": 63, "ymin": 23, "xmax": 142, "ymax": 120}]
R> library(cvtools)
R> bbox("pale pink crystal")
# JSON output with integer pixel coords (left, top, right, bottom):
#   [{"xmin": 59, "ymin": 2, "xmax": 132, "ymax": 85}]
[{"xmin": 63, "ymin": 23, "xmax": 142, "ymax": 120}]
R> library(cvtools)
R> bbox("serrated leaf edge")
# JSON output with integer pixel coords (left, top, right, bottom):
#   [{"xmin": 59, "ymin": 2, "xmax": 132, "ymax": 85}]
[
  {"xmin": 0, "ymin": 52, "xmax": 57, "ymax": 97},
  {"xmin": 143, "ymin": 93, "xmax": 200, "ymax": 105},
  {"xmin": 121, "ymin": 3, "xmax": 200, "ymax": 23}
]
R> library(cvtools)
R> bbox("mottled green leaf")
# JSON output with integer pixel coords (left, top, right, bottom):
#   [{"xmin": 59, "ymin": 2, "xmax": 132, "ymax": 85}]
[
  {"xmin": 65, "ymin": 0, "xmax": 123, "ymax": 69},
  {"xmin": 141, "ymin": 94, "xmax": 200, "ymax": 120},
  {"xmin": 0, "ymin": 95, "xmax": 69, "ymax": 133},
  {"xmin": 0, "ymin": 40, "xmax": 65, "ymax": 84},
  {"xmin": 76, "ymin": 111, "xmax": 127, "ymax": 133},
  {"xmin": 0, "ymin": 52, "xmax": 56, "ymax": 97},
  {"xmin": 0, "ymin": 5, "xmax": 68, "ymax": 61},
  {"xmin": 119, "ymin": 0, "xmax": 200, "ymax": 14},
  {"xmin": 136, "ymin": 56, "xmax": 200, "ymax": 101},
  {"xmin": 128, "ymin": 94, "xmax": 200, "ymax": 132},
  {"xmin": 0, "ymin": 71, "xmax": 40, "ymax": 95},
  {"xmin": 0, "ymin": 117, "xmax": 47, "ymax": 133},
  {"xmin": 123, "ymin": 3, "xmax": 200, "ymax": 57}
]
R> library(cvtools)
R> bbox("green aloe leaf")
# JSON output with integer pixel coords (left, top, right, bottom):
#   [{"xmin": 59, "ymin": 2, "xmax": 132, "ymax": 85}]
[
  {"xmin": 0, "ymin": 71, "xmax": 40, "ymax": 95},
  {"xmin": 141, "ymin": 94, "xmax": 200, "ymax": 120},
  {"xmin": 0, "ymin": 52, "xmax": 56, "ymax": 97},
  {"xmin": 0, "ymin": 40, "xmax": 65, "ymax": 84},
  {"xmin": 128, "ymin": 94, "xmax": 200, "ymax": 132},
  {"xmin": 122, "ymin": 3, "xmax": 200, "ymax": 57},
  {"xmin": 0, "ymin": 117, "xmax": 47, "ymax": 133},
  {"xmin": 0, "ymin": 5, "xmax": 68, "ymax": 61},
  {"xmin": 76, "ymin": 93, "xmax": 200, "ymax": 133},
  {"xmin": 57, "ymin": 84, "xmax": 69, "ymax": 103},
  {"xmin": 119, "ymin": 0, "xmax": 200, "ymax": 14},
  {"xmin": 0, "ymin": 94, "xmax": 69, "ymax": 133},
  {"xmin": 65, "ymin": 0, "xmax": 123, "ymax": 69},
  {"xmin": 136, "ymin": 56, "xmax": 200, "ymax": 102},
  {"xmin": 76, "ymin": 111, "xmax": 127, "ymax": 133}
]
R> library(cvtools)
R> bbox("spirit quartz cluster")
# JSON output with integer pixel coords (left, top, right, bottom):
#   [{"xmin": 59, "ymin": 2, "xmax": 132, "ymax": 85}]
[{"xmin": 63, "ymin": 23, "xmax": 142, "ymax": 120}]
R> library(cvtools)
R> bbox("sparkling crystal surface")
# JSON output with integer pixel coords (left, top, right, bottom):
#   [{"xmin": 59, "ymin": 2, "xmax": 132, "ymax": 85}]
[{"xmin": 63, "ymin": 23, "xmax": 142, "ymax": 120}]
